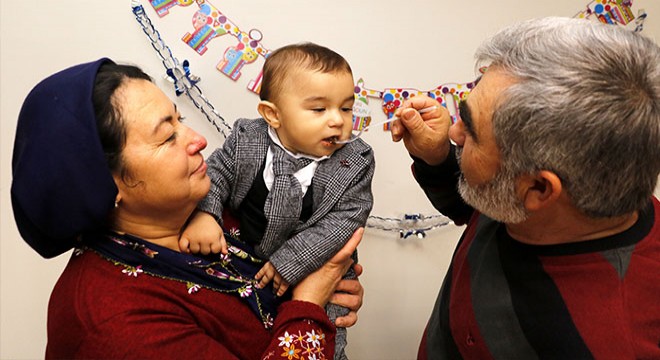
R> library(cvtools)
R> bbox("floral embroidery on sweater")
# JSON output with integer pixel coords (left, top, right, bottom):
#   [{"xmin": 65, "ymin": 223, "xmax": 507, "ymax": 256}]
[
  {"xmin": 271, "ymin": 329, "xmax": 327, "ymax": 360},
  {"xmin": 85, "ymin": 232, "xmax": 281, "ymax": 330}
]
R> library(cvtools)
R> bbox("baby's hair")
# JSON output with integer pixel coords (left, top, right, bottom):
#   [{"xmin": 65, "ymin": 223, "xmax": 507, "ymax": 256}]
[{"xmin": 259, "ymin": 42, "xmax": 352, "ymax": 101}]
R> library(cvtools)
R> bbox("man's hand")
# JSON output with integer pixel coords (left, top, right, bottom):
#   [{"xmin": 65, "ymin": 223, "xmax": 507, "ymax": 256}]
[{"xmin": 390, "ymin": 95, "xmax": 452, "ymax": 166}]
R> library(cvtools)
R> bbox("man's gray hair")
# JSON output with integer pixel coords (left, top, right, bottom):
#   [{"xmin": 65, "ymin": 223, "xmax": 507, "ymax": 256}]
[{"xmin": 476, "ymin": 16, "xmax": 660, "ymax": 217}]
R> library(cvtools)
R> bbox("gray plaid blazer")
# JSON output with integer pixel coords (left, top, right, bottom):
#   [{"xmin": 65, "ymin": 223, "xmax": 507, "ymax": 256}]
[{"xmin": 198, "ymin": 118, "xmax": 375, "ymax": 284}]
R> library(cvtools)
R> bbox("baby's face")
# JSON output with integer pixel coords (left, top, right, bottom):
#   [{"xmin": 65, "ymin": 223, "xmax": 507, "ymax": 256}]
[{"xmin": 272, "ymin": 69, "xmax": 355, "ymax": 158}]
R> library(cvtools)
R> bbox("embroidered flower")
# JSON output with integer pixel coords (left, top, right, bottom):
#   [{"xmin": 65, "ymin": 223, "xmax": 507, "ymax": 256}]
[
  {"xmin": 281, "ymin": 344, "xmax": 301, "ymax": 360},
  {"xmin": 296, "ymin": 331, "xmax": 305, "ymax": 343},
  {"xmin": 229, "ymin": 227, "xmax": 240, "ymax": 239},
  {"xmin": 140, "ymin": 247, "xmax": 159, "ymax": 258},
  {"xmin": 238, "ymin": 284, "xmax": 253, "ymax": 298},
  {"xmin": 229, "ymin": 246, "xmax": 249, "ymax": 260},
  {"xmin": 278, "ymin": 331, "xmax": 294, "ymax": 347},
  {"xmin": 306, "ymin": 330, "xmax": 321, "ymax": 348},
  {"xmin": 263, "ymin": 313, "xmax": 274, "ymax": 329},
  {"xmin": 111, "ymin": 237, "xmax": 129, "ymax": 246},
  {"xmin": 186, "ymin": 282, "xmax": 201, "ymax": 294},
  {"xmin": 206, "ymin": 268, "xmax": 230, "ymax": 280},
  {"xmin": 122, "ymin": 265, "xmax": 143, "ymax": 277},
  {"xmin": 219, "ymin": 252, "xmax": 231, "ymax": 263},
  {"xmin": 301, "ymin": 343, "xmax": 314, "ymax": 356}
]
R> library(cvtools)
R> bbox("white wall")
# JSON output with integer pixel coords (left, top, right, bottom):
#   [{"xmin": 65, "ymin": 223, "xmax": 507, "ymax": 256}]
[{"xmin": 2, "ymin": 1, "xmax": 659, "ymax": 359}]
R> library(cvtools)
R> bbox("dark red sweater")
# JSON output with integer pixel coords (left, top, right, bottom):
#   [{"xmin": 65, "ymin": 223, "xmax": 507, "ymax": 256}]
[{"xmin": 46, "ymin": 250, "xmax": 335, "ymax": 359}]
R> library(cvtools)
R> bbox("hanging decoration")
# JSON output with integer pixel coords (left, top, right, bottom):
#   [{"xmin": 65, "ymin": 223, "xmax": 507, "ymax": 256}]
[
  {"xmin": 131, "ymin": 1, "xmax": 454, "ymax": 237},
  {"xmin": 575, "ymin": 0, "xmax": 647, "ymax": 32},
  {"xmin": 355, "ymin": 79, "xmax": 477, "ymax": 130},
  {"xmin": 149, "ymin": 0, "xmax": 271, "ymax": 93},
  {"xmin": 143, "ymin": 0, "xmax": 478, "ymax": 130},
  {"xmin": 368, "ymin": 214, "xmax": 452, "ymax": 240},
  {"xmin": 132, "ymin": 0, "xmax": 649, "ymax": 238},
  {"xmin": 132, "ymin": 1, "xmax": 233, "ymax": 138}
]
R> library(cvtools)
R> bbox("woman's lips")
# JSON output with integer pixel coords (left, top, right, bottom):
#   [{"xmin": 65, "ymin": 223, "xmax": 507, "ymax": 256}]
[{"xmin": 193, "ymin": 160, "xmax": 207, "ymax": 175}]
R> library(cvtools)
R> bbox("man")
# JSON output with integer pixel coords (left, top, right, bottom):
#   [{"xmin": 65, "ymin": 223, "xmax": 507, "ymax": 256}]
[{"xmin": 391, "ymin": 17, "xmax": 660, "ymax": 359}]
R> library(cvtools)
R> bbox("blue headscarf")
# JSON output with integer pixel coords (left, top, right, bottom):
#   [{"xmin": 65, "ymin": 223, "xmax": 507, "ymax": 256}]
[{"xmin": 12, "ymin": 58, "xmax": 117, "ymax": 258}]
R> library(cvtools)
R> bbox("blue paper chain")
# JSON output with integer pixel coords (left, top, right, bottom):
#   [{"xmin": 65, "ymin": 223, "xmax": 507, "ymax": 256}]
[
  {"xmin": 130, "ymin": 1, "xmax": 452, "ymax": 236},
  {"xmin": 367, "ymin": 214, "xmax": 451, "ymax": 239},
  {"xmin": 132, "ymin": 1, "xmax": 232, "ymax": 138}
]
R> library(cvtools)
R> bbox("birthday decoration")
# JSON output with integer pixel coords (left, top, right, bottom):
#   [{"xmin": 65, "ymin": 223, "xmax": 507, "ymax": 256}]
[
  {"xmin": 356, "ymin": 78, "xmax": 477, "ymax": 130},
  {"xmin": 133, "ymin": 0, "xmax": 650, "ymax": 237},
  {"xmin": 352, "ymin": 82, "xmax": 372, "ymax": 131},
  {"xmin": 149, "ymin": 0, "xmax": 271, "ymax": 94},
  {"xmin": 145, "ymin": 0, "xmax": 478, "ymax": 130},
  {"xmin": 575, "ymin": 0, "xmax": 647, "ymax": 31},
  {"xmin": 145, "ymin": 0, "xmax": 649, "ymax": 133}
]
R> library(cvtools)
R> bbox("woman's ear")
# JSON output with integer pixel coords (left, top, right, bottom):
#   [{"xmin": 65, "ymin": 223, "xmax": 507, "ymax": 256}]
[
  {"xmin": 257, "ymin": 101, "xmax": 281, "ymax": 128},
  {"xmin": 518, "ymin": 170, "xmax": 563, "ymax": 212},
  {"xmin": 112, "ymin": 174, "xmax": 125, "ymax": 203}
]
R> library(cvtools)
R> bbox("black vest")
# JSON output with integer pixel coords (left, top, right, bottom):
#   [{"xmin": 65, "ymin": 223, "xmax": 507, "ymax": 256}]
[{"xmin": 238, "ymin": 163, "xmax": 314, "ymax": 246}]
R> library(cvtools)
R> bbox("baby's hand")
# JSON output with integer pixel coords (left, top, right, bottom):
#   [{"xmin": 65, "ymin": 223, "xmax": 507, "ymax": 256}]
[
  {"xmin": 255, "ymin": 262, "xmax": 290, "ymax": 296},
  {"xmin": 179, "ymin": 210, "xmax": 228, "ymax": 255}
]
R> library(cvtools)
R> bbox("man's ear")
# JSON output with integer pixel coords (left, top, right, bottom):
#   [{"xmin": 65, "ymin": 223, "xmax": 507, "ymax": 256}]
[
  {"xmin": 518, "ymin": 170, "xmax": 563, "ymax": 212},
  {"xmin": 257, "ymin": 101, "xmax": 281, "ymax": 128}
]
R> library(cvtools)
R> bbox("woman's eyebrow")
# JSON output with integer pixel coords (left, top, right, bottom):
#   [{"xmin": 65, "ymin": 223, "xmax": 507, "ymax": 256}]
[{"xmin": 152, "ymin": 103, "xmax": 178, "ymax": 136}]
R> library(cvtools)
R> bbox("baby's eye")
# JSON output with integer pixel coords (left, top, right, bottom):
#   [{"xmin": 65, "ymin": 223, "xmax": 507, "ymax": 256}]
[
  {"xmin": 311, "ymin": 108, "xmax": 326, "ymax": 113},
  {"xmin": 342, "ymin": 107, "xmax": 353, "ymax": 112}
]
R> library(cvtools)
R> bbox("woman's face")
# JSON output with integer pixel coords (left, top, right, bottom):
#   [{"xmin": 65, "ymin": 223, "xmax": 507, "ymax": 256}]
[{"xmin": 113, "ymin": 79, "xmax": 210, "ymax": 219}]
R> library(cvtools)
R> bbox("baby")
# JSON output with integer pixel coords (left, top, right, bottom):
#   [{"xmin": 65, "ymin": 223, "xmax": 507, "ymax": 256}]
[{"xmin": 180, "ymin": 42, "xmax": 375, "ymax": 359}]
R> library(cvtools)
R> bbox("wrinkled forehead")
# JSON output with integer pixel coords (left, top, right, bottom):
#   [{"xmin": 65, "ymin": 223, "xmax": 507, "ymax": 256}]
[
  {"xmin": 115, "ymin": 79, "xmax": 175, "ymax": 128},
  {"xmin": 467, "ymin": 67, "xmax": 517, "ymax": 117}
]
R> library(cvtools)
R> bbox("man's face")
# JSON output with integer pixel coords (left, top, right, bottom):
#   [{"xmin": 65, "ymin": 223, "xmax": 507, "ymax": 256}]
[{"xmin": 449, "ymin": 67, "xmax": 528, "ymax": 223}]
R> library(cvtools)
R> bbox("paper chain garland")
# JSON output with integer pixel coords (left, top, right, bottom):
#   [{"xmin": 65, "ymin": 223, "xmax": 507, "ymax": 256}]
[
  {"xmin": 132, "ymin": 2, "xmax": 450, "ymax": 238},
  {"xmin": 145, "ymin": 0, "xmax": 481, "ymax": 130},
  {"xmin": 132, "ymin": 0, "xmax": 647, "ymax": 238},
  {"xmin": 145, "ymin": 0, "xmax": 646, "ymax": 131},
  {"xmin": 132, "ymin": 2, "xmax": 232, "ymax": 138}
]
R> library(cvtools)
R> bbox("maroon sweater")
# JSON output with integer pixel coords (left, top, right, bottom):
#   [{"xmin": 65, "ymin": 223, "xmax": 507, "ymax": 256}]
[{"xmin": 46, "ymin": 250, "xmax": 336, "ymax": 359}]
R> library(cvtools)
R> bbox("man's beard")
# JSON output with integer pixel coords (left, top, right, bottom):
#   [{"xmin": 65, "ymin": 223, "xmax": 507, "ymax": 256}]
[{"xmin": 455, "ymin": 148, "xmax": 528, "ymax": 224}]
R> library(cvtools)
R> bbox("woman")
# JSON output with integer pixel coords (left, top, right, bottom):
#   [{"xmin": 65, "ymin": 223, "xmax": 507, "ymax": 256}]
[{"xmin": 11, "ymin": 58, "xmax": 363, "ymax": 359}]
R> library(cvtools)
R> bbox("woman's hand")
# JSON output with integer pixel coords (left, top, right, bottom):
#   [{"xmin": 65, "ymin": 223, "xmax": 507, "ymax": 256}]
[
  {"xmin": 332, "ymin": 263, "xmax": 364, "ymax": 328},
  {"xmin": 292, "ymin": 228, "xmax": 363, "ymax": 308}
]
